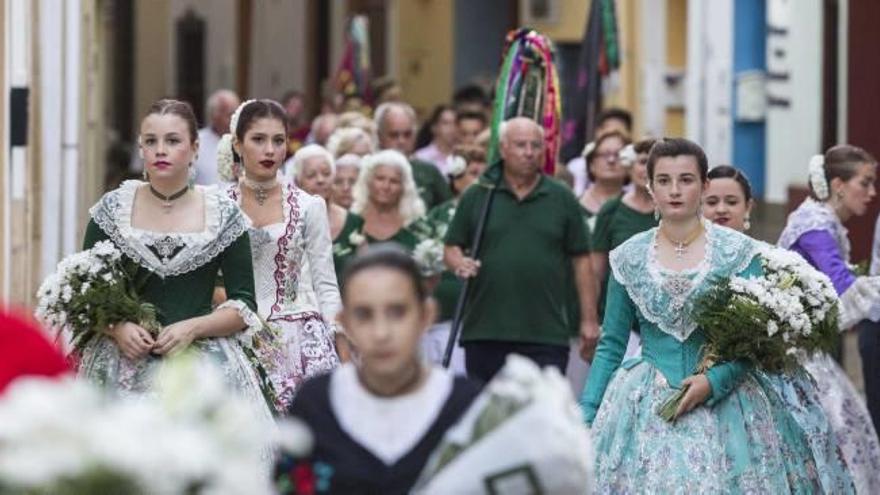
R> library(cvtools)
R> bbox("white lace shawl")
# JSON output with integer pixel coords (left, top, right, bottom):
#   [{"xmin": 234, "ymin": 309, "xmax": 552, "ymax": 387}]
[
  {"xmin": 608, "ymin": 222, "xmax": 761, "ymax": 342},
  {"xmin": 778, "ymin": 198, "xmax": 851, "ymax": 262},
  {"xmin": 89, "ymin": 180, "xmax": 251, "ymax": 278}
]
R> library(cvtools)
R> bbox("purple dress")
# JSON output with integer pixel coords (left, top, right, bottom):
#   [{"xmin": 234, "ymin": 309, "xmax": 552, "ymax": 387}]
[{"xmin": 779, "ymin": 198, "xmax": 880, "ymax": 493}]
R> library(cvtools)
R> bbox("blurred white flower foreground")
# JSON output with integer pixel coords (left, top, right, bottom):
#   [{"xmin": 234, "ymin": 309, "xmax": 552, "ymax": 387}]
[{"xmin": 0, "ymin": 354, "xmax": 276, "ymax": 495}]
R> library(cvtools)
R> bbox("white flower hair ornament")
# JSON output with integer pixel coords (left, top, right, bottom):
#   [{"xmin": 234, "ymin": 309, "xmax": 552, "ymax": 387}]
[
  {"xmin": 216, "ymin": 99, "xmax": 257, "ymax": 182},
  {"xmin": 808, "ymin": 154, "xmax": 829, "ymax": 201},
  {"xmin": 618, "ymin": 144, "xmax": 637, "ymax": 168},
  {"xmin": 581, "ymin": 141, "xmax": 596, "ymax": 159},
  {"xmin": 447, "ymin": 155, "xmax": 467, "ymax": 178}
]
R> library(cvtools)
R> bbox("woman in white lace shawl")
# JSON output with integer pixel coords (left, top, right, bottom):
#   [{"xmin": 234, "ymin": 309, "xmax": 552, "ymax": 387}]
[
  {"xmin": 778, "ymin": 145, "xmax": 880, "ymax": 493},
  {"xmin": 220, "ymin": 99, "xmax": 341, "ymax": 410}
]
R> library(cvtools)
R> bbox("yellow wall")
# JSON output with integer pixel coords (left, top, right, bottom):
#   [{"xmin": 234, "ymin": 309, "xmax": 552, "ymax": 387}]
[
  {"xmin": 603, "ymin": 0, "xmax": 639, "ymax": 135},
  {"xmin": 665, "ymin": 0, "xmax": 687, "ymax": 136},
  {"xmin": 527, "ymin": 0, "xmax": 590, "ymax": 43},
  {"xmin": 395, "ymin": 0, "xmax": 453, "ymax": 117},
  {"xmin": 134, "ymin": 0, "xmax": 171, "ymax": 132}
]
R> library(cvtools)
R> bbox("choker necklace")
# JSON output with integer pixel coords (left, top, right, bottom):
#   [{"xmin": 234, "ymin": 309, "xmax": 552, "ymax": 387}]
[
  {"xmin": 658, "ymin": 220, "xmax": 704, "ymax": 260},
  {"xmin": 242, "ymin": 177, "xmax": 278, "ymax": 206},
  {"xmin": 148, "ymin": 184, "xmax": 190, "ymax": 213}
]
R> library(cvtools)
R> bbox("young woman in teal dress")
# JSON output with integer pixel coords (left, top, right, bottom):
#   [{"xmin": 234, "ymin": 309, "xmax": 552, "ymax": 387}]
[
  {"xmin": 350, "ymin": 149, "xmax": 426, "ymax": 251},
  {"xmin": 78, "ymin": 99, "xmax": 271, "ymax": 418},
  {"xmin": 581, "ymin": 139, "xmax": 854, "ymax": 492}
]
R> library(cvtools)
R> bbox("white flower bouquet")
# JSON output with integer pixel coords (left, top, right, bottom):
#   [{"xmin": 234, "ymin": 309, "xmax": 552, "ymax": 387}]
[
  {"xmin": 658, "ymin": 247, "xmax": 840, "ymax": 421},
  {"xmin": 413, "ymin": 355, "xmax": 594, "ymax": 494},
  {"xmin": 413, "ymin": 238, "xmax": 446, "ymax": 277},
  {"xmin": 35, "ymin": 241, "xmax": 160, "ymax": 351},
  {"xmin": 0, "ymin": 354, "xmax": 274, "ymax": 495}
]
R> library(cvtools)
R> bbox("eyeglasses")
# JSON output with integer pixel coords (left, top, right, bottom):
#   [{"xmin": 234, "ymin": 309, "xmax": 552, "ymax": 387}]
[
  {"xmin": 385, "ymin": 130, "xmax": 414, "ymax": 139},
  {"xmin": 596, "ymin": 151, "xmax": 619, "ymax": 163}
]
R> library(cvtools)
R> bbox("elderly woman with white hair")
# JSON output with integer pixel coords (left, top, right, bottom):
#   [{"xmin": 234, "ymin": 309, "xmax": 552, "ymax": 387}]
[
  {"xmin": 291, "ymin": 146, "xmax": 365, "ymax": 286},
  {"xmin": 351, "ymin": 149, "xmax": 426, "ymax": 250},
  {"xmin": 326, "ymin": 127, "xmax": 374, "ymax": 158}
]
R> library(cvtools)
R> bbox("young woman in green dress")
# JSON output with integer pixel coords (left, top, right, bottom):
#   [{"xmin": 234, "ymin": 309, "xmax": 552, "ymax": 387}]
[
  {"xmin": 350, "ymin": 149, "xmax": 426, "ymax": 251},
  {"xmin": 79, "ymin": 99, "xmax": 271, "ymax": 418}
]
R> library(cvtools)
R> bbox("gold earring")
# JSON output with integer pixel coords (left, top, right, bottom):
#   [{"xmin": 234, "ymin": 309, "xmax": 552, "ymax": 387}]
[{"xmin": 744, "ymin": 216, "xmax": 751, "ymax": 231}]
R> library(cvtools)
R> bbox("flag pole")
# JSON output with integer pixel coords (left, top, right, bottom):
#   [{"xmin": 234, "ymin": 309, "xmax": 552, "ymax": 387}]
[{"xmin": 442, "ymin": 172, "xmax": 502, "ymax": 368}]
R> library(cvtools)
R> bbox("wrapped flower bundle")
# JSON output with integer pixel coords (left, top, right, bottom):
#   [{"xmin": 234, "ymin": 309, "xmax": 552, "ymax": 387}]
[
  {"xmin": 658, "ymin": 247, "xmax": 840, "ymax": 421},
  {"xmin": 35, "ymin": 240, "xmax": 160, "ymax": 350},
  {"xmin": 413, "ymin": 355, "xmax": 594, "ymax": 494}
]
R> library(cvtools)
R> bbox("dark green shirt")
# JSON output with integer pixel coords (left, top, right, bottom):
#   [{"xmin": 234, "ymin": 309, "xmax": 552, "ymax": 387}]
[
  {"xmin": 591, "ymin": 195, "xmax": 658, "ymax": 318},
  {"xmin": 591, "ymin": 196, "xmax": 658, "ymax": 254},
  {"xmin": 410, "ymin": 158, "xmax": 453, "ymax": 210},
  {"xmin": 365, "ymin": 225, "xmax": 421, "ymax": 251},
  {"xmin": 445, "ymin": 174, "xmax": 591, "ymax": 346},
  {"xmin": 332, "ymin": 212, "xmax": 365, "ymax": 287},
  {"xmin": 427, "ymin": 199, "xmax": 461, "ymax": 322}
]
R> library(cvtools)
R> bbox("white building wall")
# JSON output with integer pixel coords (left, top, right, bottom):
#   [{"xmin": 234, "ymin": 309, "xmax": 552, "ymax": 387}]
[
  {"xmin": 764, "ymin": 0, "xmax": 823, "ymax": 203},
  {"xmin": 37, "ymin": 0, "xmax": 83, "ymax": 277},
  {"xmin": 639, "ymin": 0, "xmax": 666, "ymax": 138},
  {"xmin": 685, "ymin": 0, "xmax": 733, "ymax": 166}
]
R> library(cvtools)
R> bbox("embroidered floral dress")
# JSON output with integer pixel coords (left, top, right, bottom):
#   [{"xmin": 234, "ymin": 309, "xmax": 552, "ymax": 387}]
[
  {"xmin": 78, "ymin": 180, "xmax": 272, "ymax": 420},
  {"xmin": 778, "ymin": 198, "xmax": 880, "ymax": 493},
  {"xmin": 581, "ymin": 222, "xmax": 855, "ymax": 493},
  {"xmin": 227, "ymin": 179, "xmax": 340, "ymax": 409}
]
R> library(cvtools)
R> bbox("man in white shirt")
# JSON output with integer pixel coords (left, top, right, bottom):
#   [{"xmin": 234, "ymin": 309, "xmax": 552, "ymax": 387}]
[{"xmin": 194, "ymin": 89, "xmax": 240, "ymax": 185}]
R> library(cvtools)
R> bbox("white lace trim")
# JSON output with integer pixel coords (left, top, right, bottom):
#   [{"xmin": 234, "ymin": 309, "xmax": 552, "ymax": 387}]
[
  {"xmin": 89, "ymin": 180, "xmax": 251, "ymax": 278},
  {"xmin": 778, "ymin": 198, "xmax": 851, "ymax": 262},
  {"xmin": 609, "ymin": 222, "xmax": 760, "ymax": 342},
  {"xmin": 217, "ymin": 298, "xmax": 264, "ymax": 347}
]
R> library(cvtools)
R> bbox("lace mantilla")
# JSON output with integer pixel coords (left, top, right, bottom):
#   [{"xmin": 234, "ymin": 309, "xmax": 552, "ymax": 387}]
[
  {"xmin": 609, "ymin": 222, "xmax": 761, "ymax": 342},
  {"xmin": 89, "ymin": 180, "xmax": 250, "ymax": 278},
  {"xmin": 778, "ymin": 198, "xmax": 851, "ymax": 262}
]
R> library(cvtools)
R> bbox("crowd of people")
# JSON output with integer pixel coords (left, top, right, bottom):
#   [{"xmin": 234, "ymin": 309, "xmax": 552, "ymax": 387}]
[{"xmin": 6, "ymin": 76, "xmax": 880, "ymax": 494}]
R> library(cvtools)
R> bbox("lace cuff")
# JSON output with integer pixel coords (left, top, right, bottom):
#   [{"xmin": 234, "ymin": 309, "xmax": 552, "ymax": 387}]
[
  {"xmin": 216, "ymin": 299, "xmax": 264, "ymax": 347},
  {"xmin": 840, "ymin": 277, "xmax": 880, "ymax": 329}
]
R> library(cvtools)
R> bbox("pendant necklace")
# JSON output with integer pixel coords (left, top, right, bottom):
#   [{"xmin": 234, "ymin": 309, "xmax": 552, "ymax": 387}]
[
  {"xmin": 148, "ymin": 184, "xmax": 190, "ymax": 213},
  {"xmin": 658, "ymin": 220, "xmax": 704, "ymax": 261},
  {"xmin": 242, "ymin": 177, "xmax": 278, "ymax": 206}
]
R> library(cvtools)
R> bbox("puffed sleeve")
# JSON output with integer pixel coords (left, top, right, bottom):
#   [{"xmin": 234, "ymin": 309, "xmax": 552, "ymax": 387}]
[
  {"xmin": 303, "ymin": 196, "xmax": 342, "ymax": 329},
  {"xmin": 794, "ymin": 230, "xmax": 856, "ymax": 295},
  {"xmin": 215, "ymin": 232, "xmax": 263, "ymax": 344}
]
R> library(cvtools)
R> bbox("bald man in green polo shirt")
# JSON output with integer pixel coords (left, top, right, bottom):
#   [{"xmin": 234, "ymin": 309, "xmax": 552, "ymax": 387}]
[{"xmin": 445, "ymin": 117, "xmax": 601, "ymax": 383}]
